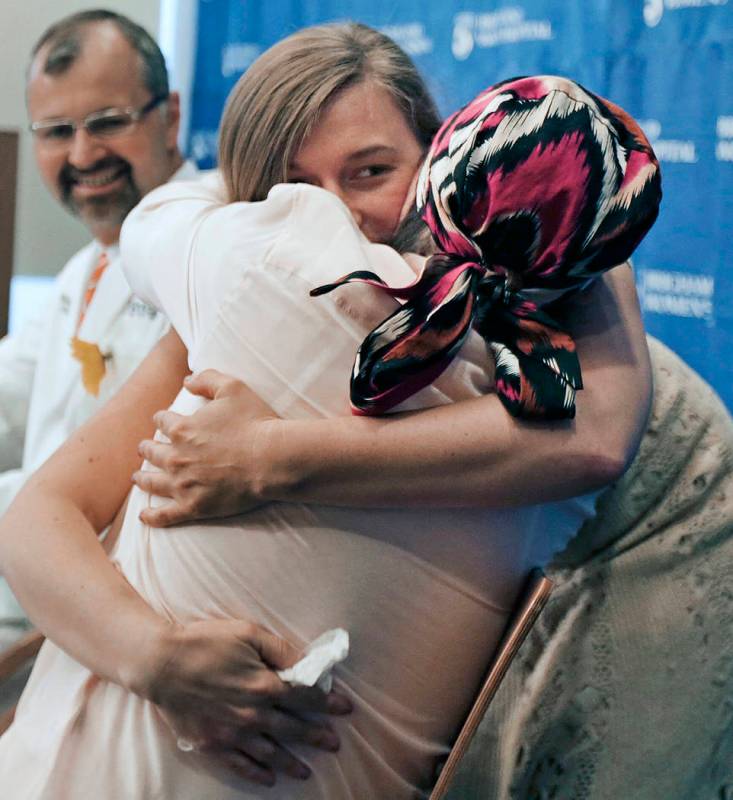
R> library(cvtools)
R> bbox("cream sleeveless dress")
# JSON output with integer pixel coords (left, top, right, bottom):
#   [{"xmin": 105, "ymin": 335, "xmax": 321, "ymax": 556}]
[{"xmin": 0, "ymin": 177, "xmax": 595, "ymax": 799}]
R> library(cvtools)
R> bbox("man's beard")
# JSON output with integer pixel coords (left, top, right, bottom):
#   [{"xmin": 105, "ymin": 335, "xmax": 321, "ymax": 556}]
[{"xmin": 60, "ymin": 157, "xmax": 141, "ymax": 232}]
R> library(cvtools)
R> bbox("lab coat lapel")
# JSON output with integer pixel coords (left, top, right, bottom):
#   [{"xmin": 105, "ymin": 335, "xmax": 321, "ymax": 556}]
[{"xmin": 76, "ymin": 251, "xmax": 131, "ymax": 345}]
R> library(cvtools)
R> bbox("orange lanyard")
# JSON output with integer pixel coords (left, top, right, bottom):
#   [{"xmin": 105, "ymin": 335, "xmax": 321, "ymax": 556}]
[
  {"xmin": 75, "ymin": 250, "xmax": 109, "ymax": 333},
  {"xmin": 70, "ymin": 250, "xmax": 109, "ymax": 397}
]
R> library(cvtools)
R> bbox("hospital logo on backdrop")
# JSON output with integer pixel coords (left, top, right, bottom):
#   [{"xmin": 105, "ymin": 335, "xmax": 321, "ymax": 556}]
[
  {"xmin": 644, "ymin": 0, "xmax": 728, "ymax": 28},
  {"xmin": 716, "ymin": 116, "xmax": 733, "ymax": 162},
  {"xmin": 639, "ymin": 119, "xmax": 698, "ymax": 163},
  {"xmin": 639, "ymin": 268, "xmax": 715, "ymax": 323},
  {"xmin": 452, "ymin": 6, "xmax": 553, "ymax": 61},
  {"xmin": 190, "ymin": 130, "xmax": 219, "ymax": 167},
  {"xmin": 380, "ymin": 23, "xmax": 432, "ymax": 56},
  {"xmin": 221, "ymin": 42, "xmax": 261, "ymax": 78}
]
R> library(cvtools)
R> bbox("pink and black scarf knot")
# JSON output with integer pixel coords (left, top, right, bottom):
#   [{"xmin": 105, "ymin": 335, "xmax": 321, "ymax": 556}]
[{"xmin": 314, "ymin": 75, "xmax": 662, "ymax": 420}]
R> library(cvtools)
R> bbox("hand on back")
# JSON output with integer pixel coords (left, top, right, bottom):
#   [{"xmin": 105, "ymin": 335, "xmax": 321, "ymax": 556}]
[
  {"xmin": 143, "ymin": 618, "xmax": 351, "ymax": 786},
  {"xmin": 134, "ymin": 370, "xmax": 278, "ymax": 526}
]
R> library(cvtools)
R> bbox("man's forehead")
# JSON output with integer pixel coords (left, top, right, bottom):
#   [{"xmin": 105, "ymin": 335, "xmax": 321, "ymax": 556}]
[{"xmin": 27, "ymin": 32, "xmax": 147, "ymax": 118}]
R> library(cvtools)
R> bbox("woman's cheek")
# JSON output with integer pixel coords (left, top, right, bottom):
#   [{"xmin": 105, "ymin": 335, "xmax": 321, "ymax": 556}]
[{"xmin": 371, "ymin": 190, "xmax": 407, "ymax": 242}]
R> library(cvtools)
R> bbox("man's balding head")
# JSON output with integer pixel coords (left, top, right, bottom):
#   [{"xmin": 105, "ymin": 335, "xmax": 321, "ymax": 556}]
[{"xmin": 30, "ymin": 9, "xmax": 168, "ymax": 99}]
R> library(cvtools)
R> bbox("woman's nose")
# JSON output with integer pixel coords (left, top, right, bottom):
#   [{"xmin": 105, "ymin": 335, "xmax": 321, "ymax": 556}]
[
  {"xmin": 322, "ymin": 180, "xmax": 363, "ymax": 228},
  {"xmin": 345, "ymin": 201, "xmax": 363, "ymax": 229}
]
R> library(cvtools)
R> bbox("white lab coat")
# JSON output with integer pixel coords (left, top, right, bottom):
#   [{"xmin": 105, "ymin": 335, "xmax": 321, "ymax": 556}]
[{"xmin": 0, "ymin": 161, "xmax": 198, "ymax": 618}]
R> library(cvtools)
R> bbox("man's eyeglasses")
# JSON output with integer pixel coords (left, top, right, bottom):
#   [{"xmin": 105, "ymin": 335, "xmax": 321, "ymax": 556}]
[{"xmin": 30, "ymin": 95, "xmax": 168, "ymax": 147}]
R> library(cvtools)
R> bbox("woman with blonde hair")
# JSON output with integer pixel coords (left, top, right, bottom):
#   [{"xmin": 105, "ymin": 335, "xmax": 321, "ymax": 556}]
[{"xmin": 0, "ymin": 23, "xmax": 659, "ymax": 799}]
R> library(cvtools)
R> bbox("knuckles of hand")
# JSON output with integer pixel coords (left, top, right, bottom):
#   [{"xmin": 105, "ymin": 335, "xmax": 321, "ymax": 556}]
[
  {"xmin": 235, "ymin": 621, "xmax": 259, "ymax": 641},
  {"xmin": 216, "ymin": 376, "xmax": 241, "ymax": 396},
  {"xmin": 236, "ymin": 708, "xmax": 264, "ymax": 728},
  {"xmin": 161, "ymin": 416, "xmax": 197, "ymax": 447},
  {"xmin": 177, "ymin": 475, "xmax": 200, "ymax": 491},
  {"xmin": 249, "ymin": 674, "xmax": 280, "ymax": 701}
]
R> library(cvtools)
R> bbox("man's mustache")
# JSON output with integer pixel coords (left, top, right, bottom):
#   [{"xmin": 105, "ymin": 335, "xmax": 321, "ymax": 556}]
[{"xmin": 60, "ymin": 157, "xmax": 131, "ymax": 194}]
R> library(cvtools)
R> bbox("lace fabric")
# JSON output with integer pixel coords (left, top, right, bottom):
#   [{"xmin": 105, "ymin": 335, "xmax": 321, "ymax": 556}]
[{"xmin": 445, "ymin": 335, "xmax": 733, "ymax": 799}]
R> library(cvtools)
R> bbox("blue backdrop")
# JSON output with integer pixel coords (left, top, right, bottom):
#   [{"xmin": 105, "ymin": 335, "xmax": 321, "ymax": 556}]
[{"xmin": 187, "ymin": 0, "xmax": 732, "ymax": 410}]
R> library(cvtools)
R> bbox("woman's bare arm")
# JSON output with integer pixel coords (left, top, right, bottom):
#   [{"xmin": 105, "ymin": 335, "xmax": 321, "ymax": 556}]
[
  {"xmin": 0, "ymin": 330, "xmax": 188, "ymax": 683},
  {"xmin": 135, "ymin": 264, "xmax": 651, "ymax": 524},
  {"xmin": 0, "ymin": 330, "xmax": 347, "ymax": 784}
]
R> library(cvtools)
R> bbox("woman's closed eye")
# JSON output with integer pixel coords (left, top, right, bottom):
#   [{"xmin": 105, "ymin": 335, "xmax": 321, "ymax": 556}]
[
  {"xmin": 286, "ymin": 166, "xmax": 395, "ymax": 188},
  {"xmin": 350, "ymin": 164, "xmax": 395, "ymax": 182}
]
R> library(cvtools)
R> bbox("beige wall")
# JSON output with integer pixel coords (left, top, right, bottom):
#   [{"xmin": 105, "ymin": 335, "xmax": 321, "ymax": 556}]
[{"xmin": 0, "ymin": 2, "xmax": 160, "ymax": 277}]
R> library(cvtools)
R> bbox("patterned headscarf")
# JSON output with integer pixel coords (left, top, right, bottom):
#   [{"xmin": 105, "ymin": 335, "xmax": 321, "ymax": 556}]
[{"xmin": 312, "ymin": 75, "xmax": 662, "ymax": 419}]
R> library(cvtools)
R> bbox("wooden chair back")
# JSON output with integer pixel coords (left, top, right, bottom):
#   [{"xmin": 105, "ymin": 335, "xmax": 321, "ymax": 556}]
[
  {"xmin": 428, "ymin": 569, "xmax": 553, "ymax": 800},
  {"xmin": 0, "ymin": 629, "xmax": 44, "ymax": 736},
  {"xmin": 0, "ymin": 130, "xmax": 19, "ymax": 337}
]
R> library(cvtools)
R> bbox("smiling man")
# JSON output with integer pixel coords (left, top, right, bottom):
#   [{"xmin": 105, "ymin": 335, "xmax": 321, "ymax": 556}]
[{"xmin": 0, "ymin": 10, "xmax": 196, "ymax": 628}]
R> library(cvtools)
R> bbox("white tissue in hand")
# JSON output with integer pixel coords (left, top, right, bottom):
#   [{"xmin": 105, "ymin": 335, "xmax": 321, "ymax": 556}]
[{"xmin": 277, "ymin": 628, "xmax": 349, "ymax": 692}]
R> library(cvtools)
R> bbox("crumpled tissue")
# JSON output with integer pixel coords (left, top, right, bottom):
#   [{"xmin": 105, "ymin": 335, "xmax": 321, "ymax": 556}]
[{"xmin": 277, "ymin": 628, "xmax": 349, "ymax": 692}]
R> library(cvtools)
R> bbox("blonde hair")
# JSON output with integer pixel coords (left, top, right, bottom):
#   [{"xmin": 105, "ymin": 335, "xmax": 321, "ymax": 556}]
[{"xmin": 219, "ymin": 22, "xmax": 441, "ymax": 202}]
